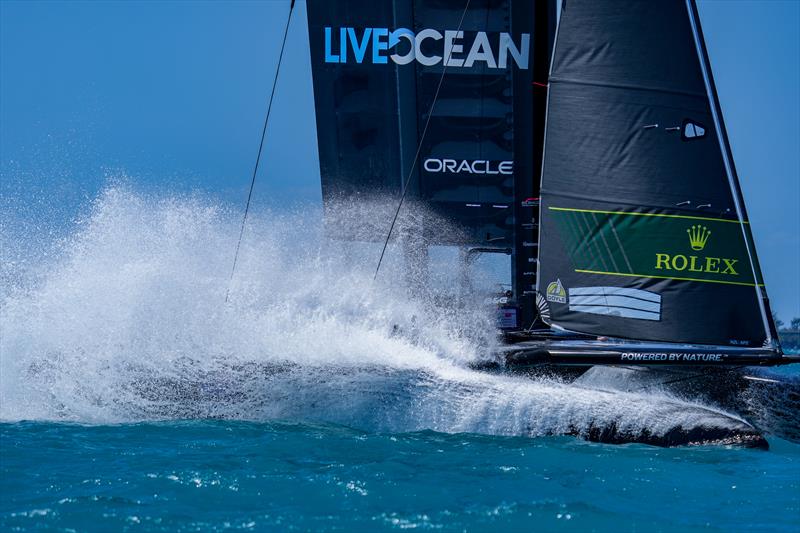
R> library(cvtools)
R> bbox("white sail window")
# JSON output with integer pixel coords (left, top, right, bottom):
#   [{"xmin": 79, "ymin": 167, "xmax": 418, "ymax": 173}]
[{"xmin": 682, "ymin": 120, "xmax": 706, "ymax": 140}]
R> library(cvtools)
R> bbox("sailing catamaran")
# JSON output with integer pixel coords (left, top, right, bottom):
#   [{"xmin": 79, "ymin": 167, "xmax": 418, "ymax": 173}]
[
  {"xmin": 306, "ymin": 0, "xmax": 796, "ymax": 366},
  {"xmin": 295, "ymin": 0, "xmax": 799, "ymax": 445}
]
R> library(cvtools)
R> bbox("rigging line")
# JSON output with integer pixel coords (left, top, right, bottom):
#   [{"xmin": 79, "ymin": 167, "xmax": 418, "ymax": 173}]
[
  {"xmin": 225, "ymin": 0, "xmax": 296, "ymax": 303},
  {"xmin": 373, "ymin": 0, "xmax": 472, "ymax": 281}
]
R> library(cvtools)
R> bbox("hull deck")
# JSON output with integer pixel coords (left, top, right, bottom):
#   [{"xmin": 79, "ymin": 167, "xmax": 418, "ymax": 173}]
[{"xmin": 494, "ymin": 332, "xmax": 797, "ymax": 368}]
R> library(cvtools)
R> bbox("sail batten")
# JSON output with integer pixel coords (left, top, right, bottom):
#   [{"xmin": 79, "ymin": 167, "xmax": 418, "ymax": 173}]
[{"xmin": 548, "ymin": 77, "xmax": 708, "ymax": 99}]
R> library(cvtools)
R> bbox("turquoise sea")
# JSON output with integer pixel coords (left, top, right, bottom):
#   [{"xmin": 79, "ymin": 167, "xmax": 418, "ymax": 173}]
[
  {"xmin": 2, "ymin": 421, "xmax": 799, "ymax": 532},
  {"xmin": 2, "ymin": 188, "xmax": 799, "ymax": 531}
]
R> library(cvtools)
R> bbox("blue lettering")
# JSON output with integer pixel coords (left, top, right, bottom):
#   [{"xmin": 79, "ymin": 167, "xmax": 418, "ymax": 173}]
[
  {"xmin": 347, "ymin": 27, "xmax": 372, "ymax": 63},
  {"xmin": 340, "ymin": 27, "xmax": 347, "ymax": 62},
  {"xmin": 323, "ymin": 27, "xmax": 531, "ymax": 69},
  {"xmin": 372, "ymin": 28, "xmax": 389, "ymax": 64},
  {"xmin": 324, "ymin": 27, "xmax": 339, "ymax": 63}
]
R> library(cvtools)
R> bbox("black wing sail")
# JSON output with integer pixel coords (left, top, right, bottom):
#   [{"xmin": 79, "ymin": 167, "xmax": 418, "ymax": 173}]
[
  {"xmin": 536, "ymin": 0, "xmax": 778, "ymax": 349},
  {"xmin": 306, "ymin": 1, "xmax": 412, "ymax": 241},
  {"xmin": 307, "ymin": 0, "xmax": 556, "ymax": 327},
  {"xmin": 306, "ymin": 1, "xmax": 554, "ymax": 248}
]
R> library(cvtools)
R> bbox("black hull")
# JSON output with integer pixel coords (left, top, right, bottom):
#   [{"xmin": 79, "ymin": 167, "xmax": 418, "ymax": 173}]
[
  {"xmin": 472, "ymin": 338, "xmax": 800, "ymax": 448},
  {"xmin": 573, "ymin": 420, "xmax": 768, "ymax": 450},
  {"xmin": 494, "ymin": 335, "xmax": 796, "ymax": 368},
  {"xmin": 113, "ymin": 338, "xmax": 797, "ymax": 450},
  {"xmin": 126, "ymin": 359, "xmax": 774, "ymax": 450}
]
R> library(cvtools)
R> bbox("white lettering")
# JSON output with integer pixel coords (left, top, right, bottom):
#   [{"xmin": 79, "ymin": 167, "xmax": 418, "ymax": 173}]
[
  {"xmin": 444, "ymin": 30, "xmax": 464, "ymax": 67},
  {"xmin": 423, "ymin": 159, "xmax": 514, "ymax": 175},
  {"xmin": 389, "ymin": 28, "xmax": 415, "ymax": 65},
  {"xmin": 464, "ymin": 31, "xmax": 496, "ymax": 68},
  {"xmin": 456, "ymin": 160, "xmax": 472, "ymax": 173},
  {"xmin": 415, "ymin": 29, "xmax": 443, "ymax": 66},
  {"xmin": 326, "ymin": 28, "xmax": 531, "ymax": 69},
  {"xmin": 471, "ymin": 160, "xmax": 488, "ymax": 174},
  {"xmin": 423, "ymin": 158, "xmax": 442, "ymax": 172},
  {"xmin": 621, "ymin": 352, "xmax": 724, "ymax": 363},
  {"xmin": 499, "ymin": 33, "xmax": 529, "ymax": 69}
]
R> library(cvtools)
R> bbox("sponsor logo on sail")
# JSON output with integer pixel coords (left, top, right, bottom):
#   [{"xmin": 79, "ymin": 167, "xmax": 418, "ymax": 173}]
[
  {"xmin": 423, "ymin": 158, "xmax": 513, "ymax": 175},
  {"xmin": 324, "ymin": 28, "xmax": 530, "ymax": 69},
  {"xmin": 687, "ymin": 224, "xmax": 711, "ymax": 250},
  {"xmin": 654, "ymin": 225, "xmax": 739, "ymax": 276},
  {"xmin": 546, "ymin": 279, "xmax": 567, "ymax": 304}
]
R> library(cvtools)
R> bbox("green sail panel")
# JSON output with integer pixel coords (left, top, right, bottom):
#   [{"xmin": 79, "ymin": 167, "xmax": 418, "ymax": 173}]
[
  {"xmin": 548, "ymin": 208, "xmax": 762, "ymax": 288},
  {"xmin": 536, "ymin": 0, "xmax": 774, "ymax": 347}
]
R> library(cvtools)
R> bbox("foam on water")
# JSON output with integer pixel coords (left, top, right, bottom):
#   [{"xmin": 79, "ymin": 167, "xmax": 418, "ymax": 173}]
[{"xmin": 0, "ymin": 185, "xmax": 751, "ymax": 437}]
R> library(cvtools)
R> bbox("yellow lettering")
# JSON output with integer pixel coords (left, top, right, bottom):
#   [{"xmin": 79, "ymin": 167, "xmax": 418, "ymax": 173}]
[
  {"xmin": 671, "ymin": 254, "xmax": 688, "ymax": 271},
  {"xmin": 655, "ymin": 253, "xmax": 670, "ymax": 270},
  {"xmin": 653, "ymin": 253, "xmax": 740, "ymax": 277},
  {"xmin": 721, "ymin": 258, "xmax": 739, "ymax": 275},
  {"xmin": 705, "ymin": 257, "xmax": 720, "ymax": 273}
]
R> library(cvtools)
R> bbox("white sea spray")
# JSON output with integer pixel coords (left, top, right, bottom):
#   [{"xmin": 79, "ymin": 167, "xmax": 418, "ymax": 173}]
[{"xmin": 0, "ymin": 184, "xmax": 748, "ymax": 437}]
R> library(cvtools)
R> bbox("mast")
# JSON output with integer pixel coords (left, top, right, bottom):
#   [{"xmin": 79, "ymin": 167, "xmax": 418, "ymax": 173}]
[{"xmin": 511, "ymin": 0, "xmax": 557, "ymax": 329}]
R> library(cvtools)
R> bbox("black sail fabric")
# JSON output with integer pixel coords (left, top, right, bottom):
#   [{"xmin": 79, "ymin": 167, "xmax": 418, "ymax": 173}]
[
  {"xmin": 536, "ymin": 0, "xmax": 773, "ymax": 347},
  {"xmin": 306, "ymin": 0, "xmax": 553, "ymax": 247}
]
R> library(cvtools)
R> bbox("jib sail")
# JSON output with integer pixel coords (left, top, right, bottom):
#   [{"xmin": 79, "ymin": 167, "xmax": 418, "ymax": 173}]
[
  {"xmin": 306, "ymin": 0, "xmax": 555, "ymax": 252},
  {"xmin": 536, "ymin": 0, "xmax": 778, "ymax": 348}
]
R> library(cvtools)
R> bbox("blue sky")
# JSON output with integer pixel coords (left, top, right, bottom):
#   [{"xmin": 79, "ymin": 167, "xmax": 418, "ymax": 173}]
[{"xmin": 1, "ymin": 0, "xmax": 798, "ymax": 322}]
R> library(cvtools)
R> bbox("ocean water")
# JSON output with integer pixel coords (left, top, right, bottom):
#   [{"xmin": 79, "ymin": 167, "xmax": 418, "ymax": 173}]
[
  {"xmin": 2, "ymin": 421, "xmax": 799, "ymax": 532},
  {"xmin": 2, "ymin": 186, "xmax": 799, "ymax": 531}
]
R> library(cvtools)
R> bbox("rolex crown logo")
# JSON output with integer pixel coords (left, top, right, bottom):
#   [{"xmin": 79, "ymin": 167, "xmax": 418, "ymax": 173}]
[{"xmin": 687, "ymin": 224, "xmax": 711, "ymax": 251}]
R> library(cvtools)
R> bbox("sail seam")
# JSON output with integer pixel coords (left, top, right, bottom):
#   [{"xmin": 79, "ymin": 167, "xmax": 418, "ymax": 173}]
[
  {"xmin": 542, "ymin": 189, "xmax": 734, "ymax": 215},
  {"xmin": 548, "ymin": 76, "xmax": 706, "ymax": 99},
  {"xmin": 574, "ymin": 269, "xmax": 765, "ymax": 288},
  {"xmin": 549, "ymin": 206, "xmax": 746, "ymax": 224}
]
